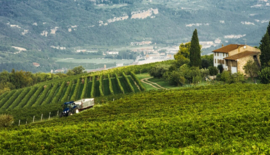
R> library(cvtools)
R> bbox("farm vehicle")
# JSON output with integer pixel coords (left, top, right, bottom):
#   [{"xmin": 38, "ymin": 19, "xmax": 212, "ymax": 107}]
[{"xmin": 60, "ymin": 98, "xmax": 94, "ymax": 117}]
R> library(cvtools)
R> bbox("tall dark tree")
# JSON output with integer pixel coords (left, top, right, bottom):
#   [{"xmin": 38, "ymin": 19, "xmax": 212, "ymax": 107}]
[
  {"xmin": 267, "ymin": 21, "xmax": 270, "ymax": 38},
  {"xmin": 189, "ymin": 29, "xmax": 201, "ymax": 67},
  {"xmin": 260, "ymin": 32, "xmax": 270, "ymax": 69}
]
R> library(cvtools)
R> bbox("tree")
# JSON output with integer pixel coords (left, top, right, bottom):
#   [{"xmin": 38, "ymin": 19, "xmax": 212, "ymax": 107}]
[
  {"xmin": 174, "ymin": 42, "xmax": 191, "ymax": 61},
  {"xmin": 267, "ymin": 21, "xmax": 270, "ymax": 38},
  {"xmin": 208, "ymin": 66, "xmax": 218, "ymax": 76},
  {"xmin": 217, "ymin": 64, "xmax": 224, "ymax": 73},
  {"xmin": 67, "ymin": 70, "xmax": 75, "ymax": 76},
  {"xmin": 72, "ymin": 66, "xmax": 85, "ymax": 75},
  {"xmin": 243, "ymin": 60, "xmax": 259, "ymax": 81},
  {"xmin": 190, "ymin": 29, "xmax": 201, "ymax": 67},
  {"xmin": 260, "ymin": 32, "xmax": 270, "ymax": 69},
  {"xmin": 259, "ymin": 67, "xmax": 270, "ymax": 84}
]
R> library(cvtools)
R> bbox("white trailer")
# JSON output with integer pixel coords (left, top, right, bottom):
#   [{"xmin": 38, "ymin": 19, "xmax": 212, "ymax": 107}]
[{"xmin": 74, "ymin": 98, "xmax": 95, "ymax": 112}]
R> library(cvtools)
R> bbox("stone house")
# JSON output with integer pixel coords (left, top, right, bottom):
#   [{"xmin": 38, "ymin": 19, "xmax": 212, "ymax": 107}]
[{"xmin": 213, "ymin": 44, "xmax": 261, "ymax": 74}]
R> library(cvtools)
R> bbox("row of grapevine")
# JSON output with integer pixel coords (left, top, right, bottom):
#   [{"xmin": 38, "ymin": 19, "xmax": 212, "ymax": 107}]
[
  {"xmin": 115, "ymin": 73, "xmax": 125, "ymax": 94},
  {"xmin": 61, "ymin": 80, "xmax": 73, "ymax": 103},
  {"xmin": 99, "ymin": 75, "xmax": 104, "ymax": 97},
  {"xmin": 91, "ymin": 76, "xmax": 95, "ymax": 98},
  {"xmin": 1, "ymin": 89, "xmax": 23, "ymax": 110},
  {"xmin": 0, "ymin": 91, "xmax": 15, "ymax": 108},
  {"xmin": 108, "ymin": 74, "xmax": 114, "ymax": 95},
  {"xmin": 15, "ymin": 87, "xmax": 38, "ymax": 109},
  {"xmin": 32, "ymin": 84, "xmax": 52, "ymax": 107},
  {"xmin": 80, "ymin": 77, "xmax": 88, "ymax": 99},
  {"xmin": 52, "ymin": 81, "xmax": 66, "ymax": 103},
  {"xmin": 7, "ymin": 87, "xmax": 31, "ymax": 110},
  {"xmin": 41, "ymin": 83, "xmax": 59, "ymax": 105},
  {"xmin": 70, "ymin": 79, "xmax": 81, "ymax": 101},
  {"xmin": 23, "ymin": 86, "xmax": 44, "ymax": 108},
  {"xmin": 122, "ymin": 72, "xmax": 135, "ymax": 93},
  {"xmin": 130, "ymin": 72, "xmax": 145, "ymax": 91}
]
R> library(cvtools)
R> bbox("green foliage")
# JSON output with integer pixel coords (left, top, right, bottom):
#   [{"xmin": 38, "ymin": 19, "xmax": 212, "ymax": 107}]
[
  {"xmin": 166, "ymin": 71, "xmax": 185, "ymax": 86},
  {"xmin": 190, "ymin": 29, "xmax": 201, "ymax": 67},
  {"xmin": 41, "ymin": 83, "xmax": 59, "ymax": 105},
  {"xmin": 259, "ymin": 67, "xmax": 270, "ymax": 84},
  {"xmin": 179, "ymin": 65, "xmax": 201, "ymax": 84},
  {"xmin": 220, "ymin": 71, "xmax": 245, "ymax": 83},
  {"xmin": 115, "ymin": 73, "xmax": 125, "ymax": 94},
  {"xmin": 149, "ymin": 64, "xmax": 170, "ymax": 78},
  {"xmin": 80, "ymin": 77, "xmax": 88, "ymax": 99},
  {"xmin": 201, "ymin": 54, "xmax": 213, "ymax": 68},
  {"xmin": 208, "ymin": 66, "xmax": 218, "ymax": 76},
  {"xmin": 15, "ymin": 87, "xmax": 38, "ymax": 109},
  {"xmin": 108, "ymin": 74, "xmax": 114, "ymax": 95},
  {"xmin": 260, "ymin": 32, "xmax": 270, "ymax": 69},
  {"xmin": 0, "ymin": 114, "xmax": 14, "ymax": 127},
  {"xmin": 24, "ymin": 86, "xmax": 44, "ymax": 108},
  {"xmin": 243, "ymin": 60, "xmax": 259, "ymax": 81},
  {"xmin": 91, "ymin": 77, "xmax": 96, "ymax": 98},
  {"xmin": 7, "ymin": 87, "xmax": 31, "ymax": 110},
  {"xmin": 99, "ymin": 75, "xmax": 105, "ymax": 97},
  {"xmin": 70, "ymin": 79, "xmax": 81, "ymax": 101},
  {"xmin": 0, "ymin": 90, "xmax": 16, "ymax": 108},
  {"xmin": 267, "ymin": 21, "xmax": 270, "ymax": 38},
  {"xmin": 217, "ymin": 64, "xmax": 224, "ymax": 73},
  {"xmin": 130, "ymin": 72, "xmax": 145, "ymax": 91},
  {"xmin": 1, "ymin": 89, "xmax": 23, "ymax": 110},
  {"xmin": 32, "ymin": 84, "xmax": 52, "ymax": 107},
  {"xmin": 61, "ymin": 81, "xmax": 73, "ymax": 103},
  {"xmin": 51, "ymin": 81, "xmax": 66, "ymax": 103},
  {"xmin": 71, "ymin": 66, "xmax": 85, "ymax": 75},
  {"xmin": 122, "ymin": 72, "xmax": 135, "ymax": 93},
  {"xmin": 2, "ymin": 84, "xmax": 270, "ymax": 154},
  {"xmin": 200, "ymin": 68, "xmax": 210, "ymax": 79},
  {"xmin": 174, "ymin": 42, "xmax": 191, "ymax": 61}
]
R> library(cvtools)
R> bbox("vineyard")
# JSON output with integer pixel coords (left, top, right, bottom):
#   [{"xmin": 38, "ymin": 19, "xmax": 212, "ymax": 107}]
[
  {"xmin": 0, "ymin": 72, "xmax": 144, "ymax": 112},
  {"xmin": 1, "ymin": 83, "xmax": 270, "ymax": 154}
]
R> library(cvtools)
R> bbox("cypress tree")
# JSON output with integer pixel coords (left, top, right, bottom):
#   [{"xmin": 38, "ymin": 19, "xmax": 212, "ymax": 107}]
[
  {"xmin": 267, "ymin": 21, "xmax": 270, "ymax": 38},
  {"xmin": 260, "ymin": 32, "xmax": 270, "ymax": 69},
  {"xmin": 190, "ymin": 29, "xmax": 201, "ymax": 67}
]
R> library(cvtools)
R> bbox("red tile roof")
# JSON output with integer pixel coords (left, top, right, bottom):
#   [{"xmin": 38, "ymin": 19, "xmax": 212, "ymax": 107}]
[
  {"xmin": 213, "ymin": 44, "xmax": 245, "ymax": 53},
  {"xmin": 224, "ymin": 51, "xmax": 260, "ymax": 60}
]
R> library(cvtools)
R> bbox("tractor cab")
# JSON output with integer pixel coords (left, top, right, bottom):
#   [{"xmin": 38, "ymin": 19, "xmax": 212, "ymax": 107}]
[{"xmin": 61, "ymin": 101, "xmax": 77, "ymax": 117}]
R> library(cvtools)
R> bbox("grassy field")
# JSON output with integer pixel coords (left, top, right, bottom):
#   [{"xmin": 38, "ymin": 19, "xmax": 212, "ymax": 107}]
[{"xmin": 2, "ymin": 84, "xmax": 270, "ymax": 154}]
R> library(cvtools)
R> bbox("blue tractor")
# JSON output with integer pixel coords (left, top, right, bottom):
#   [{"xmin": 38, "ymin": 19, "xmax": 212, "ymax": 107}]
[
  {"xmin": 60, "ymin": 99, "xmax": 94, "ymax": 117},
  {"xmin": 60, "ymin": 101, "xmax": 79, "ymax": 117}
]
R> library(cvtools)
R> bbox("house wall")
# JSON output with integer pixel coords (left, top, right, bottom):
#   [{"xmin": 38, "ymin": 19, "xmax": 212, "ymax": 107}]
[
  {"xmin": 237, "ymin": 55, "xmax": 254, "ymax": 75},
  {"xmin": 229, "ymin": 45, "xmax": 260, "ymax": 56},
  {"xmin": 213, "ymin": 52, "xmax": 228, "ymax": 69}
]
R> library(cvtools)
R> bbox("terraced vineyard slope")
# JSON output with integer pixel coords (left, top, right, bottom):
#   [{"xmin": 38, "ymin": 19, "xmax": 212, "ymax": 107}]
[{"xmin": 0, "ymin": 73, "xmax": 145, "ymax": 112}]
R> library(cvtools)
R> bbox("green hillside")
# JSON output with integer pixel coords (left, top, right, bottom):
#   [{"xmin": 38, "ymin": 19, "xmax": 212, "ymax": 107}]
[
  {"xmin": 1, "ymin": 83, "xmax": 270, "ymax": 154},
  {"xmin": 0, "ymin": 73, "xmax": 145, "ymax": 120}
]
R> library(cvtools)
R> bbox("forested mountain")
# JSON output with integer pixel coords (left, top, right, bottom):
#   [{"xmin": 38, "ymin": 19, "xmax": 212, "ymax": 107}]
[{"xmin": 0, "ymin": 0, "xmax": 269, "ymax": 72}]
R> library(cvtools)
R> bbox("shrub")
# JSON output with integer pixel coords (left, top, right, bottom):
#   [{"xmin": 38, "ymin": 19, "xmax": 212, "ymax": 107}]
[
  {"xmin": 217, "ymin": 64, "xmax": 224, "ymax": 73},
  {"xmin": 130, "ymin": 72, "xmax": 145, "ymax": 91},
  {"xmin": 209, "ymin": 66, "xmax": 218, "ymax": 76},
  {"xmin": 80, "ymin": 77, "xmax": 88, "ymax": 99},
  {"xmin": 0, "ymin": 114, "xmax": 14, "ymax": 127},
  {"xmin": 149, "ymin": 64, "xmax": 170, "ymax": 78},
  {"xmin": 201, "ymin": 59, "xmax": 210, "ymax": 69},
  {"xmin": 200, "ymin": 68, "xmax": 209, "ymax": 79},
  {"xmin": 122, "ymin": 72, "xmax": 135, "ymax": 93},
  {"xmin": 231, "ymin": 72, "xmax": 245, "ymax": 83},
  {"xmin": 91, "ymin": 76, "xmax": 96, "ymax": 98},
  {"xmin": 99, "ymin": 75, "xmax": 104, "ymax": 97},
  {"xmin": 108, "ymin": 74, "xmax": 114, "ymax": 95},
  {"xmin": 115, "ymin": 73, "xmax": 125, "ymax": 94},
  {"xmin": 259, "ymin": 67, "xmax": 270, "ymax": 84},
  {"xmin": 220, "ymin": 71, "xmax": 232, "ymax": 83},
  {"xmin": 167, "ymin": 71, "xmax": 185, "ymax": 86}
]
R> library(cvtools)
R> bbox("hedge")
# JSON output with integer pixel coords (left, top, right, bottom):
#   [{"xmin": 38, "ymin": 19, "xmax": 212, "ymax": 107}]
[
  {"xmin": 80, "ymin": 77, "xmax": 88, "ymax": 99},
  {"xmin": 1, "ymin": 89, "xmax": 23, "ymax": 110},
  {"xmin": 99, "ymin": 75, "xmax": 104, "ymax": 97},
  {"xmin": 52, "ymin": 81, "xmax": 66, "ymax": 104},
  {"xmin": 41, "ymin": 83, "xmax": 60, "ymax": 105},
  {"xmin": 61, "ymin": 80, "xmax": 73, "ymax": 103},
  {"xmin": 130, "ymin": 72, "xmax": 145, "ymax": 91},
  {"xmin": 15, "ymin": 87, "xmax": 38, "ymax": 109},
  {"xmin": 115, "ymin": 73, "xmax": 125, "ymax": 94},
  {"xmin": 7, "ymin": 87, "xmax": 31, "ymax": 110},
  {"xmin": 108, "ymin": 74, "xmax": 114, "ymax": 95},
  {"xmin": 70, "ymin": 79, "xmax": 81, "ymax": 101},
  {"xmin": 122, "ymin": 72, "xmax": 135, "ymax": 93},
  {"xmin": 0, "ymin": 91, "xmax": 16, "ymax": 109},
  {"xmin": 91, "ymin": 76, "xmax": 96, "ymax": 98},
  {"xmin": 32, "ymin": 84, "xmax": 52, "ymax": 107}
]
